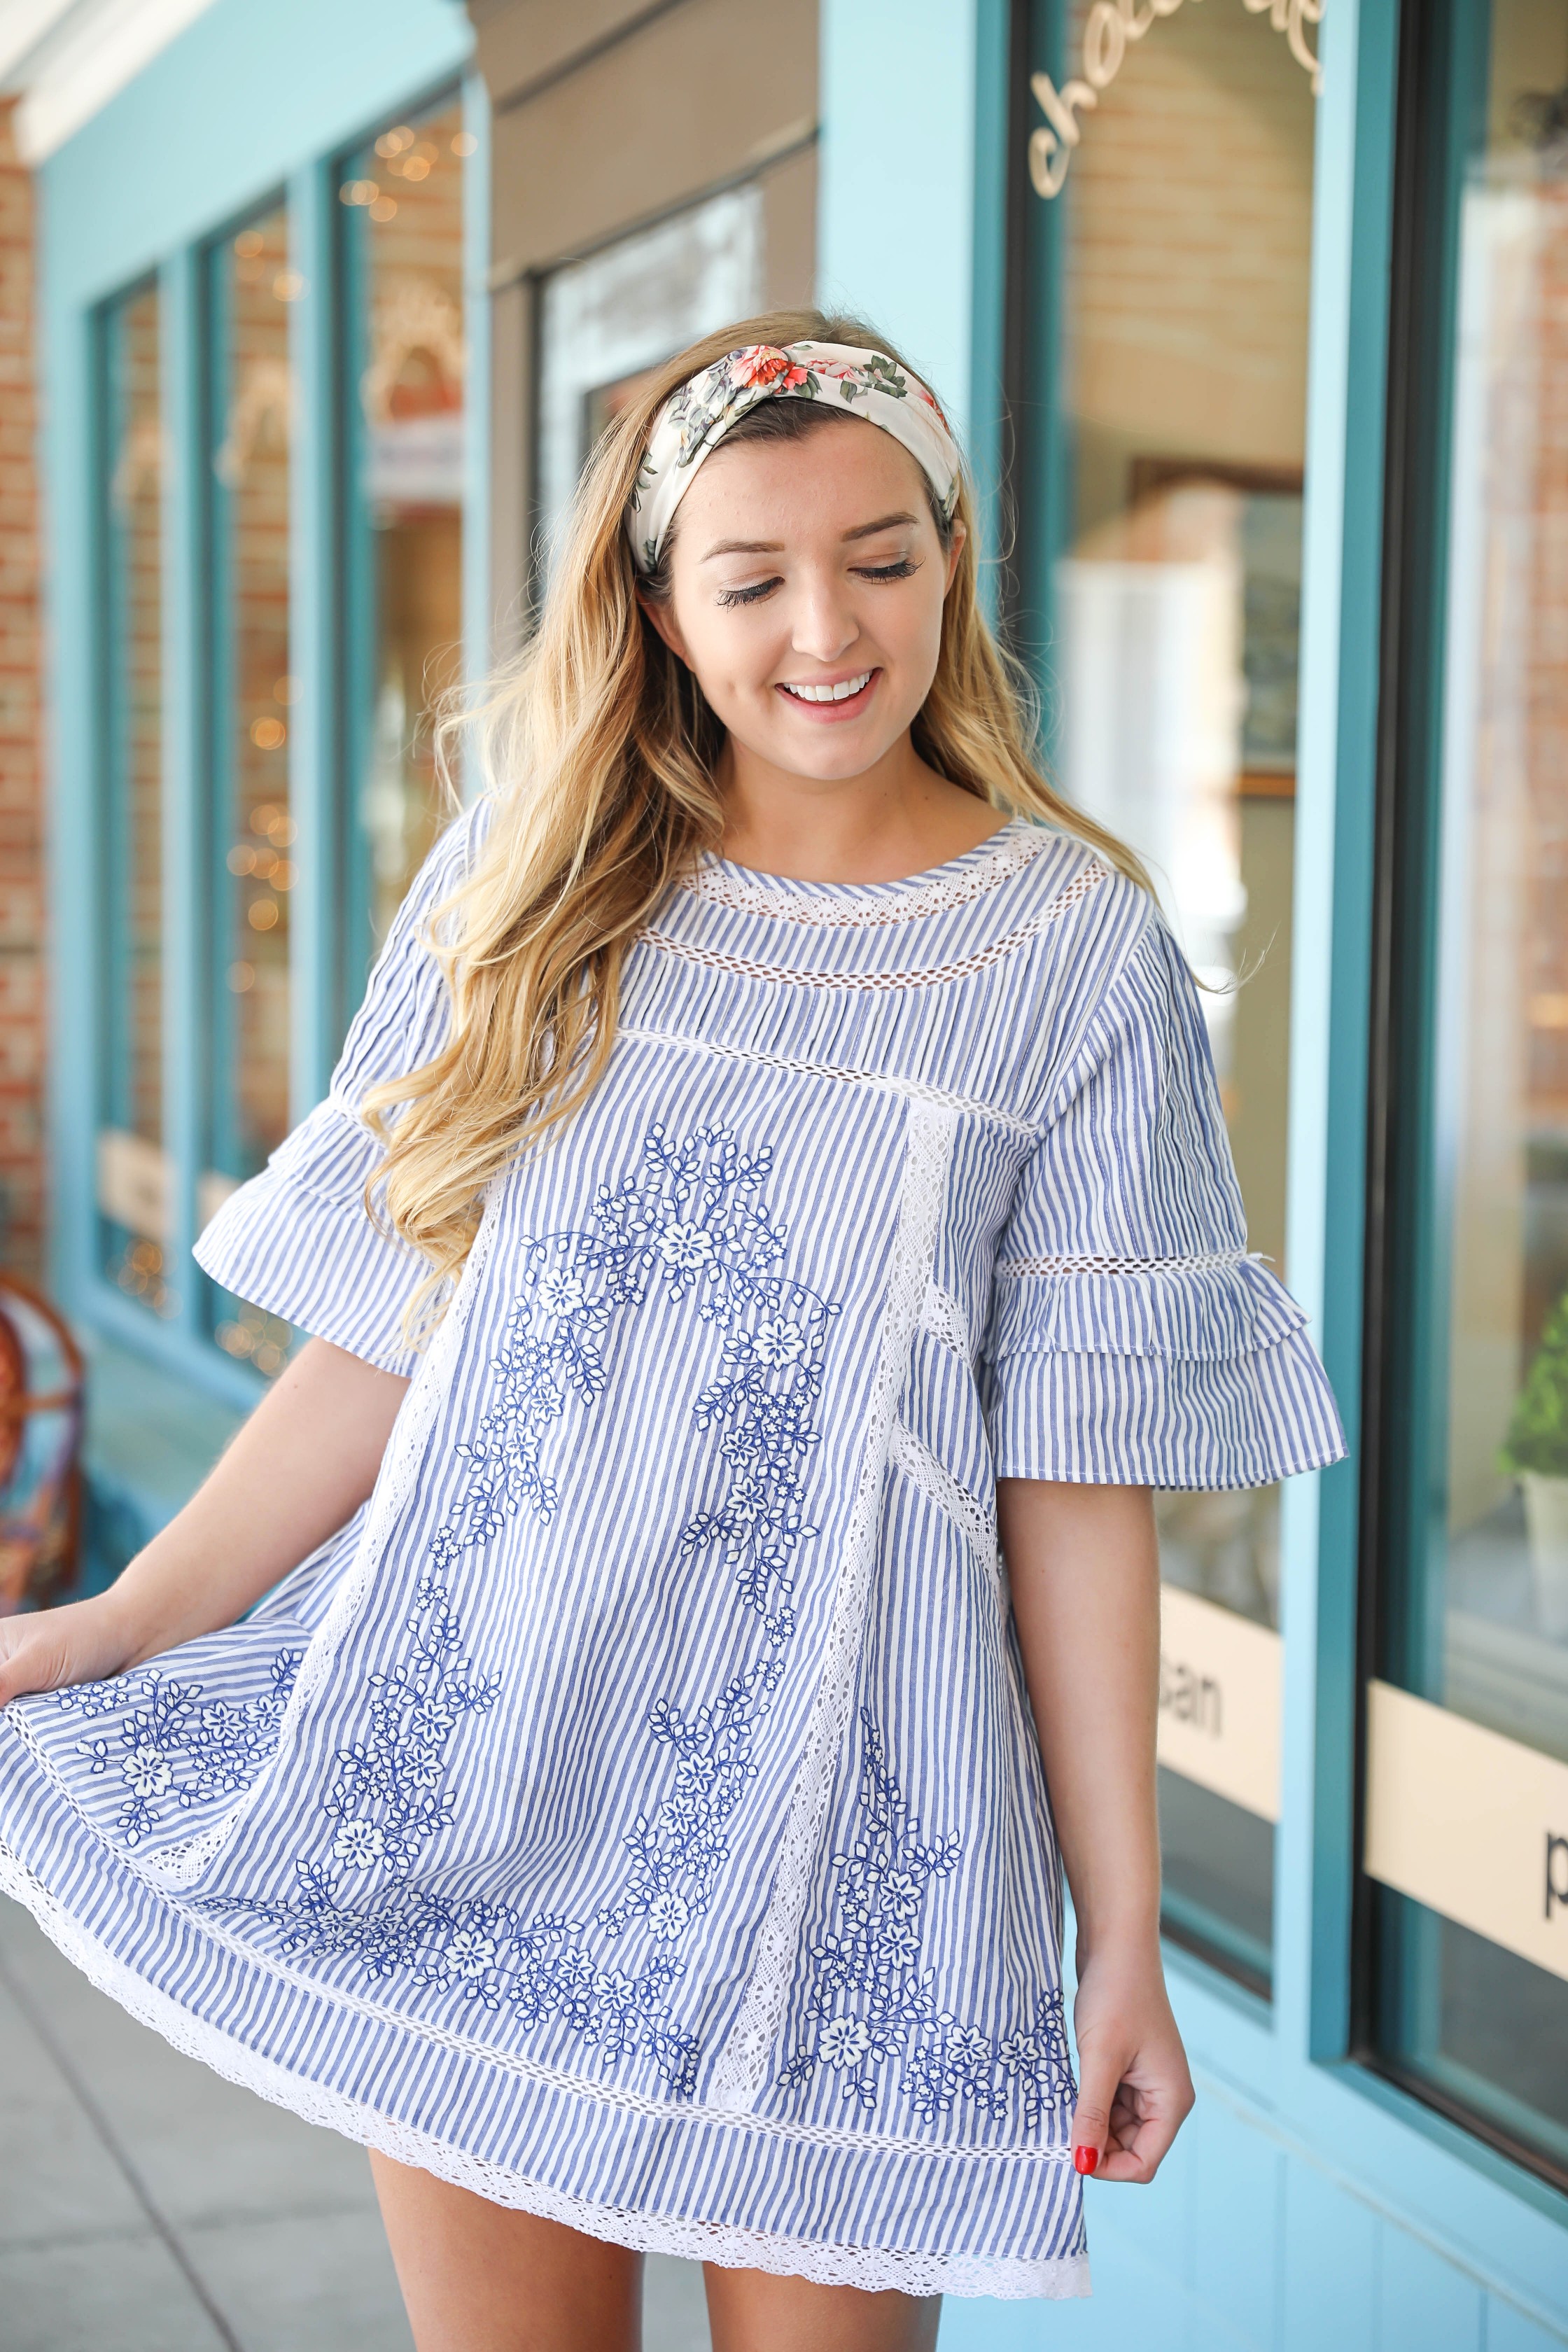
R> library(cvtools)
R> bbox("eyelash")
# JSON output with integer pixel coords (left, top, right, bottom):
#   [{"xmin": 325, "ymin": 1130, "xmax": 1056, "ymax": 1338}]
[{"xmin": 715, "ymin": 559, "xmax": 920, "ymax": 610}]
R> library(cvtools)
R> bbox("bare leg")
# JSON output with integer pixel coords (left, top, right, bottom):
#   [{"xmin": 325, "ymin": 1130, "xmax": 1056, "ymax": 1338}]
[
  {"xmin": 704, "ymin": 2263, "xmax": 941, "ymax": 2352},
  {"xmin": 368, "ymin": 2149, "xmax": 643, "ymax": 2352}
]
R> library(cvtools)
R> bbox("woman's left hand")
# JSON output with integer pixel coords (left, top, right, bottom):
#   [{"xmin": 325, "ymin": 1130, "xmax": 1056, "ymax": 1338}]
[{"xmin": 1068, "ymin": 1943, "xmax": 1195, "ymax": 2183}]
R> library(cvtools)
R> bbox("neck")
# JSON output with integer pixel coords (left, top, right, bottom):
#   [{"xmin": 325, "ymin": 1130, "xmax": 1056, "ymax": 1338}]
[{"xmin": 716, "ymin": 732, "xmax": 1000, "ymax": 885}]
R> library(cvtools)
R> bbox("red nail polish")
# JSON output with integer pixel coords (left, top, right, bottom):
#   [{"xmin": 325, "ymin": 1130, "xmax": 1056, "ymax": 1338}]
[{"xmin": 1074, "ymin": 2144, "xmax": 1100, "ymax": 2176}]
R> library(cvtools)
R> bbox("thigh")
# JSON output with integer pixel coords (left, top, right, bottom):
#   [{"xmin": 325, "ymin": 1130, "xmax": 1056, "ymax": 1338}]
[
  {"xmin": 703, "ymin": 2262, "xmax": 941, "ymax": 2352},
  {"xmin": 368, "ymin": 2148, "xmax": 643, "ymax": 2352}
]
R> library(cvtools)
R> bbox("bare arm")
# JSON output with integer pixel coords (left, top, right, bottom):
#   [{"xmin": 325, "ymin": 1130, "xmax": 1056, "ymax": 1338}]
[
  {"xmin": 0, "ymin": 1337, "xmax": 409, "ymax": 1706},
  {"xmin": 997, "ymin": 1476, "xmax": 1194, "ymax": 2183}
]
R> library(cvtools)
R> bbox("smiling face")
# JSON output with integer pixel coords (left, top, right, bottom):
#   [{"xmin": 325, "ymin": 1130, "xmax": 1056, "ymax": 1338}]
[{"xmin": 642, "ymin": 416, "xmax": 962, "ymax": 788}]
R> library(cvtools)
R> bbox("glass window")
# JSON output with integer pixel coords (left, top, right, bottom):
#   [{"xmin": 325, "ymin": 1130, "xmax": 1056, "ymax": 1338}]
[
  {"xmin": 1023, "ymin": 0, "xmax": 1323, "ymax": 1992},
  {"xmin": 206, "ymin": 204, "xmax": 295, "ymax": 1378},
  {"xmin": 1366, "ymin": 0, "xmax": 1568, "ymax": 2186},
  {"xmin": 96, "ymin": 283, "xmax": 169, "ymax": 1317},
  {"xmin": 340, "ymin": 99, "xmax": 471, "ymax": 979},
  {"xmin": 535, "ymin": 183, "xmax": 764, "ymax": 591},
  {"xmin": 209, "ymin": 205, "xmax": 295, "ymax": 1180}
]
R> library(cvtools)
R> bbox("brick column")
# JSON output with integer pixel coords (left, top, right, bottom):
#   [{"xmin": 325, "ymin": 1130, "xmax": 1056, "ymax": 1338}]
[{"xmin": 0, "ymin": 98, "xmax": 43, "ymax": 1280}]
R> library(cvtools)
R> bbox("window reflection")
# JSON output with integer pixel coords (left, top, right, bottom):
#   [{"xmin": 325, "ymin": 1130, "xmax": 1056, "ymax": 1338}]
[
  {"xmin": 1373, "ymin": 0, "xmax": 1568, "ymax": 2177},
  {"xmin": 212, "ymin": 208, "xmax": 295, "ymax": 1180},
  {"xmin": 1049, "ymin": 0, "xmax": 1317, "ymax": 1987},
  {"xmin": 342, "ymin": 101, "xmax": 468, "ymax": 968},
  {"xmin": 206, "ymin": 206, "xmax": 294, "ymax": 1378},
  {"xmin": 97, "ymin": 284, "xmax": 169, "ymax": 1315}
]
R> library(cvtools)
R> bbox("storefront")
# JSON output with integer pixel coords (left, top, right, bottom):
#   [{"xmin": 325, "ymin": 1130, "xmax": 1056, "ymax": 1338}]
[
  {"xmin": 15, "ymin": 0, "xmax": 1568, "ymax": 2337},
  {"xmin": 820, "ymin": 0, "xmax": 1568, "ymax": 2339}
]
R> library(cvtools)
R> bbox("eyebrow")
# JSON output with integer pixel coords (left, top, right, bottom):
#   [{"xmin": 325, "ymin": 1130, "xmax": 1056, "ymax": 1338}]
[{"xmin": 699, "ymin": 511, "xmax": 923, "ymax": 563}]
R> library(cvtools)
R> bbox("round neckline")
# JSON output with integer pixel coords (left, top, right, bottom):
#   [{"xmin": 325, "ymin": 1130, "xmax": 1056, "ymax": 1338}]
[{"xmin": 694, "ymin": 813, "xmax": 1027, "ymax": 900}]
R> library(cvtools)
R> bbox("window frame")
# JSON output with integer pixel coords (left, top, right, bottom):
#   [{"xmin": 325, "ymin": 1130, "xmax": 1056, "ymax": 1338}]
[
  {"xmin": 1352, "ymin": 0, "xmax": 1568, "ymax": 2197},
  {"xmin": 77, "ymin": 74, "xmax": 482, "ymax": 1410}
]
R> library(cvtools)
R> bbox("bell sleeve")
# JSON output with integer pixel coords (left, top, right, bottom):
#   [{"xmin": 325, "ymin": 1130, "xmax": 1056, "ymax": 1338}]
[
  {"xmin": 192, "ymin": 810, "xmax": 481, "ymax": 1378},
  {"xmin": 979, "ymin": 909, "xmax": 1346, "ymax": 1488}
]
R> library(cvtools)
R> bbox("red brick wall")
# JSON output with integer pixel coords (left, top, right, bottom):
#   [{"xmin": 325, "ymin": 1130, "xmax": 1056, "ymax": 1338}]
[{"xmin": 0, "ymin": 99, "xmax": 43, "ymax": 1280}]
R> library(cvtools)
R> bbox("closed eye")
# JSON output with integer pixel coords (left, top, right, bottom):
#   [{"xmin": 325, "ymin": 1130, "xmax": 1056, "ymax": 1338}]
[
  {"xmin": 715, "ymin": 556, "xmax": 921, "ymax": 609},
  {"xmin": 715, "ymin": 577, "xmax": 783, "ymax": 608}
]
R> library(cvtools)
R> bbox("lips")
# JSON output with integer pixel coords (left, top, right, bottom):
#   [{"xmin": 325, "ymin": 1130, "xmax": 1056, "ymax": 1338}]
[{"xmin": 776, "ymin": 668, "xmax": 877, "ymax": 715}]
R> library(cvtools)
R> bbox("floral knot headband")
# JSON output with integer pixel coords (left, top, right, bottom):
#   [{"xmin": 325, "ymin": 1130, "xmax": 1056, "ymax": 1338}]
[{"xmin": 625, "ymin": 340, "xmax": 962, "ymax": 575}]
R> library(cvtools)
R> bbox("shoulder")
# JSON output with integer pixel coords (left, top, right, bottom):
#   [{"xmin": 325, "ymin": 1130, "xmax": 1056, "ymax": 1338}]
[{"xmin": 1005, "ymin": 821, "xmax": 1165, "ymax": 1016}]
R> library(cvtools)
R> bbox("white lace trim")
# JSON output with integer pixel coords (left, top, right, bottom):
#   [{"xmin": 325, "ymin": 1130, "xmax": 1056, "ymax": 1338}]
[
  {"xmin": 707, "ymin": 1104, "xmax": 958, "ymax": 2111},
  {"xmin": 889, "ymin": 1422, "xmax": 1002, "ymax": 1601},
  {"xmin": 680, "ymin": 821, "xmax": 1046, "ymax": 927},
  {"xmin": 617, "ymin": 1026, "xmax": 1036, "ymax": 1140},
  {"xmin": 645, "ymin": 861, "xmax": 1109, "ymax": 992},
  {"xmin": 996, "ymin": 1247, "xmax": 1248, "ymax": 1278},
  {"xmin": 0, "ymin": 1856, "xmax": 1088, "ymax": 2302},
  {"xmin": 921, "ymin": 1279, "xmax": 972, "ymax": 1363},
  {"xmin": 144, "ymin": 1198, "xmax": 500, "ymax": 1889},
  {"xmin": 1, "ymin": 1721, "xmax": 1075, "ymax": 2162}
]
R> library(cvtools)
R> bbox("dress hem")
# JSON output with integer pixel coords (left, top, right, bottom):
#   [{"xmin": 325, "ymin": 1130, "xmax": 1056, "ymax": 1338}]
[{"xmin": 0, "ymin": 1847, "xmax": 1092, "ymax": 2302}]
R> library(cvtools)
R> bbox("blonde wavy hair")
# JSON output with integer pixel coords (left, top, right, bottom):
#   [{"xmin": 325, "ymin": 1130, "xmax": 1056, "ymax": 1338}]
[{"xmin": 365, "ymin": 306, "xmax": 1144, "ymax": 1326}]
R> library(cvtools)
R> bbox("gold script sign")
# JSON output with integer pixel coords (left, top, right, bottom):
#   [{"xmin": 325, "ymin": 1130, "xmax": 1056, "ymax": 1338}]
[{"xmin": 1029, "ymin": 0, "xmax": 1325, "ymax": 200}]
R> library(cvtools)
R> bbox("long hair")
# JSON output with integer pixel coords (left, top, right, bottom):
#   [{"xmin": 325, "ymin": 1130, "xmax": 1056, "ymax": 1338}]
[{"xmin": 364, "ymin": 307, "xmax": 1145, "ymax": 1326}]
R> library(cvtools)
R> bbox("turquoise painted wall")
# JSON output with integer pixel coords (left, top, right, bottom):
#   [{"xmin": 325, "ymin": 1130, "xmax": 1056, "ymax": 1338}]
[{"xmin": 813, "ymin": 1, "xmax": 1568, "ymax": 2344}]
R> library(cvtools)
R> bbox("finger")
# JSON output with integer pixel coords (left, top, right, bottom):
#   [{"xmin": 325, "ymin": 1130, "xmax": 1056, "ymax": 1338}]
[
  {"xmin": 1096, "ymin": 2090, "xmax": 1191, "ymax": 2184},
  {"xmin": 1069, "ymin": 2042, "xmax": 1127, "ymax": 2176}
]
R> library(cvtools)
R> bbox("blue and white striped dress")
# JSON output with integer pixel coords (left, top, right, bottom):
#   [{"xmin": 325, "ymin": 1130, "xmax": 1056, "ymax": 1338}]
[{"xmin": 0, "ymin": 810, "xmax": 1344, "ymax": 2300}]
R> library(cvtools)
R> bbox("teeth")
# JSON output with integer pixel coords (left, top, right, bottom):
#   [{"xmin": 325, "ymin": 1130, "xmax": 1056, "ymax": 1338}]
[{"xmin": 782, "ymin": 671, "xmax": 873, "ymax": 704}]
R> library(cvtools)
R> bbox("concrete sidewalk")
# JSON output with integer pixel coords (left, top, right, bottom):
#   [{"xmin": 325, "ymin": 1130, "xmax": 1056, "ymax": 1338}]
[{"xmin": 0, "ymin": 1894, "xmax": 711, "ymax": 2351}]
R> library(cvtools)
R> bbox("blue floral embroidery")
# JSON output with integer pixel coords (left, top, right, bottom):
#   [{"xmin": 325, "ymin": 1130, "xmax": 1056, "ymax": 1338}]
[
  {"xmin": 202, "ymin": 1124, "xmax": 834, "ymax": 2096},
  {"xmin": 453, "ymin": 1124, "xmax": 832, "ymax": 1636},
  {"xmin": 780, "ymin": 1709, "xmax": 1074, "ymax": 2126},
  {"xmin": 55, "ymin": 1651, "xmax": 302, "ymax": 1848}
]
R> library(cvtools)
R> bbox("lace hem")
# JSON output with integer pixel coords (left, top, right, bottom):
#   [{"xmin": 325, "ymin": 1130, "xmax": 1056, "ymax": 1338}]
[
  {"xmin": 0, "ymin": 1854, "xmax": 1089, "ymax": 2302},
  {"xmin": 707, "ymin": 1104, "xmax": 957, "ymax": 2109},
  {"xmin": 680, "ymin": 821, "xmax": 1046, "ymax": 927}
]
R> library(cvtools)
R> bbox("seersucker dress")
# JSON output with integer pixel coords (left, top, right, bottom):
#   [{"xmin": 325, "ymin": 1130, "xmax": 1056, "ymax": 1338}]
[{"xmin": 0, "ymin": 810, "xmax": 1344, "ymax": 2300}]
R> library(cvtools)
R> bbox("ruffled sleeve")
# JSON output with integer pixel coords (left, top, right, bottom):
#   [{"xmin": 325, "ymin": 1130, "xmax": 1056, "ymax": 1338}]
[
  {"xmin": 979, "ymin": 909, "xmax": 1346, "ymax": 1489},
  {"xmin": 192, "ymin": 809, "xmax": 482, "ymax": 1378}
]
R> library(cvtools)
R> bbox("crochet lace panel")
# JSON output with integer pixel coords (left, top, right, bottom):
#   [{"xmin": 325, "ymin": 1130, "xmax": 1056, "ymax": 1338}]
[
  {"xmin": 680, "ymin": 821, "xmax": 1046, "ymax": 927},
  {"xmin": 644, "ymin": 861, "xmax": 1109, "ymax": 991},
  {"xmin": 145, "ymin": 1199, "xmax": 500, "ymax": 1890},
  {"xmin": 706, "ymin": 1103, "xmax": 957, "ymax": 2112},
  {"xmin": 996, "ymin": 1247, "xmax": 1248, "ymax": 1277},
  {"xmin": 0, "ymin": 1857, "xmax": 1086, "ymax": 2303},
  {"xmin": 617, "ymin": 1027, "xmax": 1036, "ymax": 1140},
  {"xmin": 889, "ymin": 1422, "xmax": 1001, "ymax": 1600},
  {"xmin": 921, "ymin": 1279, "xmax": 972, "ymax": 1362}
]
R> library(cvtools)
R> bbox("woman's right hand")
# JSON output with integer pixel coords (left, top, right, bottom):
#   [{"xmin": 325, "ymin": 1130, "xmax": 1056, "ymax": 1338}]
[
  {"xmin": 0, "ymin": 1339, "xmax": 407, "ymax": 1716},
  {"xmin": 0, "ymin": 1590, "xmax": 139, "ymax": 1707}
]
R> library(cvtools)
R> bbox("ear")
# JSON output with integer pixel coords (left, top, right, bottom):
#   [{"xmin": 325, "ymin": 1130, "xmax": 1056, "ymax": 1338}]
[
  {"xmin": 638, "ymin": 588, "xmax": 692, "ymax": 668},
  {"xmin": 942, "ymin": 521, "xmax": 968, "ymax": 597}
]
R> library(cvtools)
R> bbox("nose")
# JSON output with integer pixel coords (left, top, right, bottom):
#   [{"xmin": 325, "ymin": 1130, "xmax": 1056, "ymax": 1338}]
[{"xmin": 790, "ymin": 568, "xmax": 860, "ymax": 666}]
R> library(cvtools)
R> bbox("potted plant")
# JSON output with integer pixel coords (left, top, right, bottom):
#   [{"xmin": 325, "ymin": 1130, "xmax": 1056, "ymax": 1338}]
[{"xmin": 1501, "ymin": 1288, "xmax": 1568, "ymax": 1640}]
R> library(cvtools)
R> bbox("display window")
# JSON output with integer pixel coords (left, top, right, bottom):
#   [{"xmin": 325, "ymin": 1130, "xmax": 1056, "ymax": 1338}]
[
  {"xmin": 95, "ymin": 281, "xmax": 167, "ymax": 1317},
  {"xmin": 85, "ymin": 87, "xmax": 476, "ymax": 1392},
  {"xmin": 1016, "ymin": 0, "xmax": 1323, "ymax": 1994},
  {"xmin": 1364, "ymin": 0, "xmax": 1568, "ymax": 2188},
  {"xmin": 340, "ymin": 96, "xmax": 472, "ymax": 972}
]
